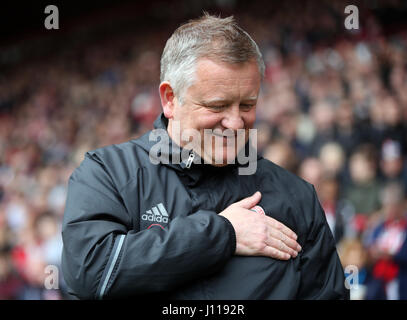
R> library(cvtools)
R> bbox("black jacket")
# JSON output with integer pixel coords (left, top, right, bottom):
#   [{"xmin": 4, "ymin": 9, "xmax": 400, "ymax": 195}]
[{"xmin": 61, "ymin": 113, "xmax": 349, "ymax": 299}]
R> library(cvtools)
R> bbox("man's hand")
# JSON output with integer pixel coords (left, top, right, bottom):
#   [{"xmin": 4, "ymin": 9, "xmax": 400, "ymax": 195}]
[{"xmin": 220, "ymin": 191, "xmax": 302, "ymax": 260}]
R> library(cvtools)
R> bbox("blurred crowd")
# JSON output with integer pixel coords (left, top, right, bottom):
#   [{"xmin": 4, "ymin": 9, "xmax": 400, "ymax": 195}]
[{"xmin": 0, "ymin": 0, "xmax": 407, "ymax": 299}]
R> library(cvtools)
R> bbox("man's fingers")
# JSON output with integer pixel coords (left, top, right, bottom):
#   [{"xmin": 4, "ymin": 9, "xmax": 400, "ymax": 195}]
[
  {"xmin": 266, "ymin": 219, "xmax": 302, "ymax": 253},
  {"xmin": 269, "ymin": 228, "xmax": 302, "ymax": 253},
  {"xmin": 223, "ymin": 196, "xmax": 302, "ymax": 260},
  {"xmin": 267, "ymin": 216, "xmax": 298, "ymax": 242},
  {"xmin": 265, "ymin": 237, "xmax": 298, "ymax": 258},
  {"xmin": 234, "ymin": 191, "xmax": 262, "ymax": 209},
  {"xmin": 262, "ymin": 246, "xmax": 291, "ymax": 260}
]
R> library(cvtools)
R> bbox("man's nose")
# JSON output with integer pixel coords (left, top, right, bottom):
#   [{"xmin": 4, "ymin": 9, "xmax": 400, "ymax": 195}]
[{"xmin": 221, "ymin": 106, "xmax": 244, "ymax": 131}]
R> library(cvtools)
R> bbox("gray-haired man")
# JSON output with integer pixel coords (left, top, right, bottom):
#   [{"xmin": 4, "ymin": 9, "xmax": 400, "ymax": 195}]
[{"xmin": 62, "ymin": 14, "xmax": 349, "ymax": 299}]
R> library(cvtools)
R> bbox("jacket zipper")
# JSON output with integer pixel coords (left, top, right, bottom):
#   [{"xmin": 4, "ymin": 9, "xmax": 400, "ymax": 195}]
[{"xmin": 185, "ymin": 151, "xmax": 195, "ymax": 169}]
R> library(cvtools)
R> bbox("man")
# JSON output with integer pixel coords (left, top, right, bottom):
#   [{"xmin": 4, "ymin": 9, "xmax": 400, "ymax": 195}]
[{"xmin": 61, "ymin": 14, "xmax": 348, "ymax": 299}]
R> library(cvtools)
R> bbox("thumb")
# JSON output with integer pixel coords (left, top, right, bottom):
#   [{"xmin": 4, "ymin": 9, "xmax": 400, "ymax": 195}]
[{"xmin": 235, "ymin": 191, "xmax": 262, "ymax": 209}]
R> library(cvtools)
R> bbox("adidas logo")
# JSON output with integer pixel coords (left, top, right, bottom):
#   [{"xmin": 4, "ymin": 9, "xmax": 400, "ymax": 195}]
[{"xmin": 142, "ymin": 203, "xmax": 170, "ymax": 224}]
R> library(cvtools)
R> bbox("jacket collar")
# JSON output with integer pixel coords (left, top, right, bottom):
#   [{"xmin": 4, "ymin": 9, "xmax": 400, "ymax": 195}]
[{"xmin": 135, "ymin": 113, "xmax": 260, "ymax": 176}]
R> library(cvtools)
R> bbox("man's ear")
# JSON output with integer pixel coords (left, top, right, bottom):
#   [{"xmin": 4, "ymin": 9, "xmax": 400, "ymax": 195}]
[{"xmin": 159, "ymin": 82, "xmax": 176, "ymax": 119}]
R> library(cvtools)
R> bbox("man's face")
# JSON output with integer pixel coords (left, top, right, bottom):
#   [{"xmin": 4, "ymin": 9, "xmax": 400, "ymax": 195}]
[{"xmin": 166, "ymin": 58, "xmax": 261, "ymax": 166}]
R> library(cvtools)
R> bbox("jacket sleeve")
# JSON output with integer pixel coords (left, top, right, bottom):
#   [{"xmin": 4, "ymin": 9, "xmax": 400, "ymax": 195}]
[
  {"xmin": 297, "ymin": 186, "xmax": 350, "ymax": 299},
  {"xmin": 61, "ymin": 153, "xmax": 236, "ymax": 299}
]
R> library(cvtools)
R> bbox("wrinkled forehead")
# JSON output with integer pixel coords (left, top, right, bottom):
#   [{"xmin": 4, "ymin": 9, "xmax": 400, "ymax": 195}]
[{"xmin": 187, "ymin": 58, "xmax": 261, "ymax": 100}]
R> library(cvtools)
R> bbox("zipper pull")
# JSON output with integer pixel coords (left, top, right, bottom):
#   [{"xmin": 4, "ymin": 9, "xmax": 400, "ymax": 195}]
[{"xmin": 185, "ymin": 151, "xmax": 195, "ymax": 169}]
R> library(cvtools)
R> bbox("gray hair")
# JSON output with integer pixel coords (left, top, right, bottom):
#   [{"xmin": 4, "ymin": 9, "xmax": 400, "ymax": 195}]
[{"xmin": 160, "ymin": 13, "xmax": 265, "ymax": 104}]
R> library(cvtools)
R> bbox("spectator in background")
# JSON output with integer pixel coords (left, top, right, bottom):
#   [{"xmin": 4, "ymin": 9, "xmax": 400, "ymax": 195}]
[
  {"xmin": 343, "ymin": 145, "xmax": 382, "ymax": 234},
  {"xmin": 319, "ymin": 142, "xmax": 346, "ymax": 180},
  {"xmin": 380, "ymin": 96, "xmax": 407, "ymax": 154},
  {"xmin": 263, "ymin": 139, "xmax": 298, "ymax": 173},
  {"xmin": 254, "ymin": 121, "xmax": 273, "ymax": 156},
  {"xmin": 0, "ymin": 249, "xmax": 25, "ymax": 299},
  {"xmin": 338, "ymin": 238, "xmax": 368, "ymax": 300},
  {"xmin": 297, "ymin": 156, "xmax": 352, "ymax": 241},
  {"xmin": 367, "ymin": 95, "xmax": 407, "ymax": 154},
  {"xmin": 334, "ymin": 100, "xmax": 361, "ymax": 157},
  {"xmin": 308, "ymin": 100, "xmax": 336, "ymax": 157},
  {"xmin": 379, "ymin": 139, "xmax": 407, "ymax": 196},
  {"xmin": 318, "ymin": 176, "xmax": 345, "ymax": 244},
  {"xmin": 298, "ymin": 157, "xmax": 324, "ymax": 193},
  {"xmin": 364, "ymin": 182, "xmax": 407, "ymax": 300},
  {"xmin": 0, "ymin": 221, "xmax": 25, "ymax": 299}
]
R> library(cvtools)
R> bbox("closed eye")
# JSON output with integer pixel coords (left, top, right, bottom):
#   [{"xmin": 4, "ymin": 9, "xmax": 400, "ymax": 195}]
[
  {"xmin": 240, "ymin": 104, "xmax": 255, "ymax": 111},
  {"xmin": 206, "ymin": 105, "xmax": 227, "ymax": 111}
]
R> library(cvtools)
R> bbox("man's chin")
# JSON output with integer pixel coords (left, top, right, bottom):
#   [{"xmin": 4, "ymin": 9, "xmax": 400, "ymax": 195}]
[
  {"xmin": 204, "ymin": 154, "xmax": 238, "ymax": 167},
  {"xmin": 200, "ymin": 146, "xmax": 245, "ymax": 166},
  {"xmin": 210, "ymin": 162, "xmax": 229, "ymax": 167}
]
